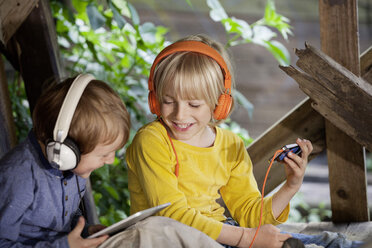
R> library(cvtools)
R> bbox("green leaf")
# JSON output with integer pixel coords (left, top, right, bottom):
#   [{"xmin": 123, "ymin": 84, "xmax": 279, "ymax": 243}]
[
  {"xmin": 185, "ymin": 0, "xmax": 193, "ymax": 7},
  {"xmin": 139, "ymin": 22, "xmax": 158, "ymax": 44},
  {"xmin": 207, "ymin": 0, "xmax": 228, "ymax": 21},
  {"xmin": 252, "ymin": 25, "xmax": 276, "ymax": 45},
  {"xmin": 86, "ymin": 4, "xmax": 106, "ymax": 30},
  {"xmin": 127, "ymin": 2, "xmax": 140, "ymax": 25},
  {"xmin": 223, "ymin": 17, "xmax": 252, "ymax": 40},
  {"xmin": 112, "ymin": 0, "xmax": 131, "ymax": 18},
  {"xmin": 109, "ymin": 1, "xmax": 127, "ymax": 29},
  {"xmin": 256, "ymin": 0, "xmax": 292, "ymax": 40},
  {"xmin": 264, "ymin": 40, "xmax": 290, "ymax": 66},
  {"xmin": 233, "ymin": 90, "xmax": 254, "ymax": 119},
  {"xmin": 103, "ymin": 183, "xmax": 120, "ymax": 200}
]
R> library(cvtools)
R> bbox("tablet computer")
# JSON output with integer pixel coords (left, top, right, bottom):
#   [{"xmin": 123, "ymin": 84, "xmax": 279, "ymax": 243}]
[{"xmin": 88, "ymin": 202, "xmax": 171, "ymax": 238}]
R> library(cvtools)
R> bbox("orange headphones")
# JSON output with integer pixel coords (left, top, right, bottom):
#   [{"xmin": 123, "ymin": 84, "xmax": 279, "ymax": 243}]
[{"xmin": 148, "ymin": 40, "xmax": 233, "ymax": 120}]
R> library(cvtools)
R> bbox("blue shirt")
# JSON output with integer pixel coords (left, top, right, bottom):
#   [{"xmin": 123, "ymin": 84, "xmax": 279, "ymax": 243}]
[{"xmin": 0, "ymin": 131, "xmax": 87, "ymax": 247}]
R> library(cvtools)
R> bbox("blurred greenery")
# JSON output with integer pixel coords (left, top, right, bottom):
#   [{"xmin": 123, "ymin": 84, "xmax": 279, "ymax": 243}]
[
  {"xmin": 288, "ymin": 193, "xmax": 332, "ymax": 223},
  {"xmin": 7, "ymin": 0, "xmax": 349, "ymax": 226}
]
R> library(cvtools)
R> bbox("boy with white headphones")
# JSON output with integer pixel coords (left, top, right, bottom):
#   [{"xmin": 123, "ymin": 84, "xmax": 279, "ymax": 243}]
[{"xmin": 0, "ymin": 74, "xmax": 130, "ymax": 247}]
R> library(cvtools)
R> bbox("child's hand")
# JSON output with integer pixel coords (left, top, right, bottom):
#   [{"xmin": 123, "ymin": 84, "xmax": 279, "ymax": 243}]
[
  {"xmin": 243, "ymin": 224, "xmax": 292, "ymax": 248},
  {"xmin": 68, "ymin": 217, "xmax": 108, "ymax": 248},
  {"xmin": 283, "ymin": 138, "xmax": 313, "ymax": 192}
]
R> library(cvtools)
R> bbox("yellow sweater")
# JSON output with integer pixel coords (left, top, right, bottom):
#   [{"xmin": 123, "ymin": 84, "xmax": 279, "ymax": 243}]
[{"xmin": 126, "ymin": 121, "xmax": 289, "ymax": 240}]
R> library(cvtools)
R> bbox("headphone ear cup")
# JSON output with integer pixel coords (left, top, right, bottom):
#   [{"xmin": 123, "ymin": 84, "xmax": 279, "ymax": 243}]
[
  {"xmin": 214, "ymin": 94, "xmax": 232, "ymax": 120},
  {"xmin": 46, "ymin": 138, "xmax": 80, "ymax": 171},
  {"xmin": 148, "ymin": 90, "xmax": 161, "ymax": 116}
]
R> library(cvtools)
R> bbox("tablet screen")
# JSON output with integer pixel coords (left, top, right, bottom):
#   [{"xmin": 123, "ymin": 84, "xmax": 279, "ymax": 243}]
[{"xmin": 88, "ymin": 202, "xmax": 171, "ymax": 238}]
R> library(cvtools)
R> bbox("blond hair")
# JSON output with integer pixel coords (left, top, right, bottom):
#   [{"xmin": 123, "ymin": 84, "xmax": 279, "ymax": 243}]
[
  {"xmin": 33, "ymin": 76, "xmax": 131, "ymax": 154},
  {"xmin": 153, "ymin": 34, "xmax": 235, "ymax": 123}
]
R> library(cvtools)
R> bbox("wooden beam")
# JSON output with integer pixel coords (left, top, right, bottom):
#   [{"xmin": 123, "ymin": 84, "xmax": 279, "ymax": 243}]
[
  {"xmin": 0, "ymin": 0, "xmax": 39, "ymax": 45},
  {"xmin": 0, "ymin": 56, "xmax": 17, "ymax": 156},
  {"xmin": 249, "ymin": 98, "xmax": 325, "ymax": 193},
  {"xmin": 361, "ymin": 46, "xmax": 372, "ymax": 84},
  {"xmin": 319, "ymin": 0, "xmax": 369, "ymax": 222},
  {"xmin": 10, "ymin": 0, "xmax": 63, "ymax": 113},
  {"xmin": 280, "ymin": 44, "xmax": 372, "ymax": 152}
]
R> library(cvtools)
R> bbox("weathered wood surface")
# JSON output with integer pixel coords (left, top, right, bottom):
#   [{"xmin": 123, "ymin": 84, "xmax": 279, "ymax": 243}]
[
  {"xmin": 0, "ymin": 56, "xmax": 16, "ymax": 157},
  {"xmin": 249, "ymin": 98, "xmax": 326, "ymax": 193},
  {"xmin": 8, "ymin": 0, "xmax": 64, "ymax": 113},
  {"xmin": 280, "ymin": 44, "xmax": 372, "ymax": 152},
  {"xmin": 0, "ymin": 0, "xmax": 39, "ymax": 45},
  {"xmin": 361, "ymin": 46, "xmax": 372, "ymax": 84},
  {"xmin": 280, "ymin": 44, "xmax": 371, "ymax": 222},
  {"xmin": 318, "ymin": 0, "xmax": 368, "ymax": 222}
]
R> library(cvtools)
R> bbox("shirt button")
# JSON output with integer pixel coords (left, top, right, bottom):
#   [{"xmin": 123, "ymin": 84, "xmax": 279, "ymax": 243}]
[
  {"xmin": 65, "ymin": 195, "xmax": 68, "ymax": 201},
  {"xmin": 64, "ymin": 180, "xmax": 67, "ymax": 186},
  {"xmin": 65, "ymin": 211, "xmax": 68, "ymax": 216}
]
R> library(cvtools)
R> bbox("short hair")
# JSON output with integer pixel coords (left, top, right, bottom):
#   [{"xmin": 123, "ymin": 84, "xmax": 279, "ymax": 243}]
[
  {"xmin": 32, "ymin": 76, "xmax": 131, "ymax": 154},
  {"xmin": 153, "ymin": 34, "xmax": 235, "ymax": 123}
]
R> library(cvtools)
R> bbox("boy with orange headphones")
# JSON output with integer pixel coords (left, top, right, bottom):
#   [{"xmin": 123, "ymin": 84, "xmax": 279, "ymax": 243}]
[{"xmin": 126, "ymin": 34, "xmax": 315, "ymax": 247}]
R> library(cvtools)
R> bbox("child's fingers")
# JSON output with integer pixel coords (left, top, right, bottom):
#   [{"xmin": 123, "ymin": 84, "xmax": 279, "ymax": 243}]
[
  {"xmin": 285, "ymin": 152, "xmax": 303, "ymax": 167},
  {"xmin": 284, "ymin": 153, "xmax": 303, "ymax": 172},
  {"xmin": 296, "ymin": 138, "xmax": 313, "ymax": 158},
  {"xmin": 84, "ymin": 235, "xmax": 109, "ymax": 247},
  {"xmin": 71, "ymin": 217, "xmax": 85, "ymax": 237}
]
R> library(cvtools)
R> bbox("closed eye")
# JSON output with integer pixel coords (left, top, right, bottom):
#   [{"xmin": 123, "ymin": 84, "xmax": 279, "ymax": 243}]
[{"xmin": 189, "ymin": 103, "xmax": 200, "ymax": 108}]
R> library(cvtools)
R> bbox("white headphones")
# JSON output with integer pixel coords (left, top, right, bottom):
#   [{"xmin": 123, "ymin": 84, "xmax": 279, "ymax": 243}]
[{"xmin": 46, "ymin": 74, "xmax": 95, "ymax": 171}]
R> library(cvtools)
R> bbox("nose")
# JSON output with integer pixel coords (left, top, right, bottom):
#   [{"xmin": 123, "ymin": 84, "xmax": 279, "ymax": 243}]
[{"xmin": 174, "ymin": 102, "xmax": 188, "ymax": 120}]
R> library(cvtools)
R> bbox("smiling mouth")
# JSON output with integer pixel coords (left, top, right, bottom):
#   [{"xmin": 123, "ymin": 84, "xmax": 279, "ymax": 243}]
[{"xmin": 172, "ymin": 122, "xmax": 193, "ymax": 131}]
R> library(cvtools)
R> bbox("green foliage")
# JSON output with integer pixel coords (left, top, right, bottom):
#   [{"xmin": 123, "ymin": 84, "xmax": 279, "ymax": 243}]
[
  {"xmin": 219, "ymin": 119, "xmax": 253, "ymax": 147},
  {"xmin": 7, "ymin": 71, "xmax": 33, "ymax": 141},
  {"xmin": 288, "ymin": 193, "xmax": 332, "ymax": 222},
  {"xmin": 207, "ymin": 0, "xmax": 292, "ymax": 66}
]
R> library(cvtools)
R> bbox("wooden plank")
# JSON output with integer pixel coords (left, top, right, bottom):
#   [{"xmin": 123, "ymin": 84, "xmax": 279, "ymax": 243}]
[
  {"xmin": 319, "ymin": 0, "xmax": 369, "ymax": 222},
  {"xmin": 249, "ymin": 98, "xmax": 326, "ymax": 193},
  {"xmin": 0, "ymin": 56, "xmax": 16, "ymax": 157},
  {"xmin": 0, "ymin": 0, "xmax": 39, "ymax": 45},
  {"xmin": 361, "ymin": 46, "xmax": 372, "ymax": 84},
  {"xmin": 279, "ymin": 44, "xmax": 372, "ymax": 152},
  {"xmin": 10, "ymin": 0, "xmax": 63, "ymax": 113}
]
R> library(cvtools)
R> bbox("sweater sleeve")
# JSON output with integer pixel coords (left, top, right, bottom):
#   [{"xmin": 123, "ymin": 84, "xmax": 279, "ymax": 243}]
[
  {"xmin": 219, "ymin": 134, "xmax": 289, "ymax": 228},
  {"xmin": 126, "ymin": 124, "xmax": 223, "ymax": 240}
]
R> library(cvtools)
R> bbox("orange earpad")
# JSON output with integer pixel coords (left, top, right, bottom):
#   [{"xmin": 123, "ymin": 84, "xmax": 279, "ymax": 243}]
[
  {"xmin": 148, "ymin": 91, "xmax": 161, "ymax": 117},
  {"xmin": 214, "ymin": 93, "xmax": 233, "ymax": 120}
]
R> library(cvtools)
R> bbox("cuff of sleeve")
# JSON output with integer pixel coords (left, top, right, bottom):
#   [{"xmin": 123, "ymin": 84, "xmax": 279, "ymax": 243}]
[
  {"xmin": 210, "ymin": 221, "xmax": 224, "ymax": 240},
  {"xmin": 275, "ymin": 202, "xmax": 290, "ymax": 223},
  {"xmin": 264, "ymin": 197, "xmax": 290, "ymax": 224}
]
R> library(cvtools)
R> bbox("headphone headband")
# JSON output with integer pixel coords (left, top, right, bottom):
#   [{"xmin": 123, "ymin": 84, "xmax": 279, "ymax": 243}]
[
  {"xmin": 53, "ymin": 74, "xmax": 95, "ymax": 142},
  {"xmin": 148, "ymin": 40, "xmax": 231, "ymax": 92}
]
